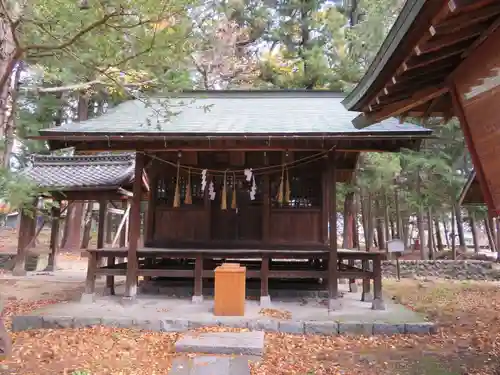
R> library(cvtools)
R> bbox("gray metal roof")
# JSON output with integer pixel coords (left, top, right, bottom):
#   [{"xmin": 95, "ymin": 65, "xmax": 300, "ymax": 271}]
[
  {"xmin": 22, "ymin": 154, "xmax": 135, "ymax": 190},
  {"xmin": 39, "ymin": 91, "xmax": 432, "ymax": 137}
]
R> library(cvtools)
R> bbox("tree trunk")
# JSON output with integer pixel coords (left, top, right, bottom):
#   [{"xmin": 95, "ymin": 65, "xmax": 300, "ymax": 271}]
[
  {"xmin": 366, "ymin": 193, "xmax": 374, "ymax": 251},
  {"xmin": 2, "ymin": 62, "xmax": 21, "ymax": 168},
  {"xmin": 80, "ymin": 202, "xmax": 94, "ymax": 249},
  {"xmin": 342, "ymin": 191, "xmax": 354, "ymax": 249},
  {"xmin": 451, "ymin": 207, "xmax": 456, "ymax": 259},
  {"xmin": 61, "ymin": 95, "xmax": 89, "ymax": 249},
  {"xmin": 427, "ymin": 208, "xmax": 435, "ymax": 260},
  {"xmin": 469, "ymin": 210, "xmax": 480, "ymax": 254},
  {"xmin": 417, "ymin": 173, "xmax": 426, "ymax": 259},
  {"xmin": 383, "ymin": 193, "xmax": 390, "ymax": 242},
  {"xmin": 353, "ymin": 193, "xmax": 360, "ymax": 250},
  {"xmin": 375, "ymin": 198, "xmax": 385, "ymax": 250},
  {"xmin": 434, "ymin": 217, "xmax": 443, "ymax": 252},
  {"xmin": 455, "ymin": 205, "xmax": 466, "ymax": 252},
  {"xmin": 485, "ymin": 217, "xmax": 496, "ymax": 253},
  {"xmin": 443, "ymin": 217, "xmax": 450, "ymax": 249},
  {"xmin": 395, "ymin": 188, "xmax": 402, "ymax": 238}
]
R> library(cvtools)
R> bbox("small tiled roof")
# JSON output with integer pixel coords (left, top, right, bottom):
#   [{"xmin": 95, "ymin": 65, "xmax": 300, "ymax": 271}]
[
  {"xmin": 22, "ymin": 153, "xmax": 135, "ymax": 190},
  {"xmin": 38, "ymin": 91, "xmax": 432, "ymax": 137}
]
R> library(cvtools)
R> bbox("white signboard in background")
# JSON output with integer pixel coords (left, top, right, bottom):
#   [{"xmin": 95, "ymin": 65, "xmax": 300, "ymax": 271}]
[{"xmin": 387, "ymin": 239, "xmax": 404, "ymax": 253}]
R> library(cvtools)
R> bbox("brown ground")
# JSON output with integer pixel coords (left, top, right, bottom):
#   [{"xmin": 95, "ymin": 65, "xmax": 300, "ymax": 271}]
[{"xmin": 1, "ymin": 231, "xmax": 500, "ymax": 374}]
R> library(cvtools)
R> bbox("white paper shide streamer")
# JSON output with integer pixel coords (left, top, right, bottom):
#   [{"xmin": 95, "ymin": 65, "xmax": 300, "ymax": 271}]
[
  {"xmin": 208, "ymin": 181, "xmax": 216, "ymax": 201},
  {"xmin": 201, "ymin": 169, "xmax": 207, "ymax": 192},
  {"xmin": 244, "ymin": 168, "xmax": 253, "ymax": 182},
  {"xmin": 250, "ymin": 176, "xmax": 257, "ymax": 201}
]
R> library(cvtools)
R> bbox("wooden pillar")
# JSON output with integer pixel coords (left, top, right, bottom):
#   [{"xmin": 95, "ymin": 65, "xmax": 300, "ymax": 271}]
[
  {"xmin": 193, "ymin": 253, "xmax": 204, "ymax": 303},
  {"xmin": 260, "ymin": 255, "xmax": 271, "ymax": 306},
  {"xmin": 361, "ymin": 258, "xmax": 373, "ymax": 302},
  {"xmin": 124, "ymin": 151, "xmax": 145, "ymax": 301},
  {"xmin": 117, "ymin": 200, "xmax": 128, "ymax": 263},
  {"xmin": 328, "ymin": 151, "xmax": 340, "ymax": 310},
  {"xmin": 348, "ymin": 259, "xmax": 357, "ymax": 292},
  {"xmin": 46, "ymin": 205, "xmax": 61, "ymax": 272},
  {"xmin": 81, "ymin": 251, "xmax": 97, "ymax": 303},
  {"xmin": 371, "ymin": 255, "xmax": 385, "ymax": 310}
]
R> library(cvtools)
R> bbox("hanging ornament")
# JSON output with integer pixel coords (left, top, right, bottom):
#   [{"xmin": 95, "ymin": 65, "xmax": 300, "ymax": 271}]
[
  {"xmin": 231, "ymin": 172, "xmax": 237, "ymax": 209},
  {"xmin": 208, "ymin": 180, "xmax": 216, "ymax": 201},
  {"xmin": 201, "ymin": 169, "xmax": 208, "ymax": 192},
  {"xmin": 284, "ymin": 166, "xmax": 291, "ymax": 205},
  {"xmin": 277, "ymin": 164, "xmax": 285, "ymax": 204},
  {"xmin": 250, "ymin": 175, "xmax": 257, "ymax": 201},
  {"xmin": 184, "ymin": 168, "xmax": 192, "ymax": 204},
  {"xmin": 244, "ymin": 168, "xmax": 253, "ymax": 182},
  {"xmin": 221, "ymin": 171, "xmax": 228, "ymax": 210},
  {"xmin": 173, "ymin": 159, "xmax": 181, "ymax": 208}
]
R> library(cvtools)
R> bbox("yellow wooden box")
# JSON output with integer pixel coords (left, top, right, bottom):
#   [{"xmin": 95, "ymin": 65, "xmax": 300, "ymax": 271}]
[{"xmin": 214, "ymin": 263, "xmax": 246, "ymax": 316}]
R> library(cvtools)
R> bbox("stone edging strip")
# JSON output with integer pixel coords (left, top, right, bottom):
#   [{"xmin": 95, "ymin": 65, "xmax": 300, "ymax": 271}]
[{"xmin": 12, "ymin": 315, "xmax": 437, "ymax": 335}]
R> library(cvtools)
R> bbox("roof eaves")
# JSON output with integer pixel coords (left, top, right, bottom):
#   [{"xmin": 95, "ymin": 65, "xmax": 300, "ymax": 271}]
[{"xmin": 342, "ymin": 0, "xmax": 426, "ymax": 111}]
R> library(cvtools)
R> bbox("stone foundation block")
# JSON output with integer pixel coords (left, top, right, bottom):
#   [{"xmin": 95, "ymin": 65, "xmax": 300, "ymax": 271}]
[
  {"xmin": 278, "ymin": 320, "xmax": 304, "ymax": 334},
  {"xmin": 101, "ymin": 317, "xmax": 134, "ymax": 328},
  {"xmin": 12, "ymin": 316, "xmax": 43, "ymax": 332},
  {"xmin": 405, "ymin": 322, "xmax": 437, "ymax": 334},
  {"xmin": 247, "ymin": 319, "xmax": 278, "ymax": 332},
  {"xmin": 161, "ymin": 319, "xmax": 189, "ymax": 332},
  {"xmin": 338, "ymin": 322, "xmax": 373, "ymax": 335},
  {"xmin": 175, "ymin": 331, "xmax": 265, "ymax": 356},
  {"xmin": 304, "ymin": 321, "xmax": 338, "ymax": 335},
  {"xmin": 135, "ymin": 319, "xmax": 162, "ymax": 331},
  {"xmin": 73, "ymin": 317, "xmax": 102, "ymax": 328},
  {"xmin": 373, "ymin": 323, "xmax": 405, "ymax": 335},
  {"xmin": 42, "ymin": 316, "xmax": 74, "ymax": 329}
]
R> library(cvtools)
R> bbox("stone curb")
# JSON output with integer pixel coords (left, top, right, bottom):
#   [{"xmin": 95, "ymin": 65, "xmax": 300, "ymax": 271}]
[{"xmin": 11, "ymin": 315, "xmax": 437, "ymax": 336}]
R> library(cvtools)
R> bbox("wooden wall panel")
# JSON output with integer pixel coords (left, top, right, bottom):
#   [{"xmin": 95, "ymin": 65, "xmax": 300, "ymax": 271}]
[
  {"xmin": 453, "ymin": 27, "xmax": 500, "ymax": 214},
  {"xmin": 269, "ymin": 209, "xmax": 322, "ymax": 244},
  {"xmin": 153, "ymin": 207, "xmax": 207, "ymax": 242}
]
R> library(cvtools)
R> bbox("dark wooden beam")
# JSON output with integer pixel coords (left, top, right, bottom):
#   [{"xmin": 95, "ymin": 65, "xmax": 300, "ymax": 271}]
[
  {"xmin": 328, "ymin": 151, "xmax": 340, "ymax": 310},
  {"xmin": 404, "ymin": 40, "xmax": 470, "ymax": 72},
  {"xmin": 357, "ymin": 86, "xmax": 449, "ymax": 128},
  {"xmin": 47, "ymin": 204, "xmax": 61, "ymax": 272},
  {"xmin": 433, "ymin": 3, "xmax": 500, "ymax": 35},
  {"xmin": 416, "ymin": 22, "xmax": 484, "ymax": 55},
  {"xmin": 461, "ymin": 14, "xmax": 500, "ymax": 59}
]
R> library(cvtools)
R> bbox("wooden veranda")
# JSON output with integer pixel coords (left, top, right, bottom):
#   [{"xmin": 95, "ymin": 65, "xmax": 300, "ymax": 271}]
[{"xmin": 31, "ymin": 90, "xmax": 433, "ymax": 311}]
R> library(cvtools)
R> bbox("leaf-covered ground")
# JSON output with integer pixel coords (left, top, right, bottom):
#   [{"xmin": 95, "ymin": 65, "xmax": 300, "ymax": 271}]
[{"xmin": 1, "ymin": 279, "xmax": 500, "ymax": 374}]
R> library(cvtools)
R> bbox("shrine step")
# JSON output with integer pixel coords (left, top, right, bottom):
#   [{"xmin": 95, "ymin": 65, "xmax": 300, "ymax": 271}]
[
  {"xmin": 175, "ymin": 331, "xmax": 264, "ymax": 356},
  {"xmin": 168, "ymin": 355, "xmax": 252, "ymax": 375}
]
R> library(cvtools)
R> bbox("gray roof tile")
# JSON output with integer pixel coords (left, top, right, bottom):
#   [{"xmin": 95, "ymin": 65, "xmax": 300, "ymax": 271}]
[
  {"xmin": 39, "ymin": 91, "xmax": 432, "ymax": 136},
  {"xmin": 22, "ymin": 154, "xmax": 135, "ymax": 190}
]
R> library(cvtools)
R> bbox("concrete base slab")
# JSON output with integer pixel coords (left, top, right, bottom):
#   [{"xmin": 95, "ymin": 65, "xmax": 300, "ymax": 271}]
[
  {"xmin": 192, "ymin": 295, "xmax": 204, "ymax": 304},
  {"xmin": 328, "ymin": 298, "xmax": 342, "ymax": 311},
  {"xmin": 169, "ymin": 355, "xmax": 253, "ymax": 375},
  {"xmin": 361, "ymin": 292, "xmax": 374, "ymax": 302},
  {"xmin": 259, "ymin": 295, "xmax": 271, "ymax": 307},
  {"xmin": 175, "ymin": 331, "xmax": 265, "ymax": 356},
  {"xmin": 80, "ymin": 293, "xmax": 95, "ymax": 303},
  {"xmin": 12, "ymin": 283, "xmax": 433, "ymax": 336},
  {"xmin": 372, "ymin": 298, "xmax": 386, "ymax": 311}
]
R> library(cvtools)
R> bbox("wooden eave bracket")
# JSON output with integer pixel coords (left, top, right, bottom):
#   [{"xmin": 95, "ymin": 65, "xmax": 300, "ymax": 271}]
[{"xmin": 353, "ymin": 86, "xmax": 449, "ymax": 129}]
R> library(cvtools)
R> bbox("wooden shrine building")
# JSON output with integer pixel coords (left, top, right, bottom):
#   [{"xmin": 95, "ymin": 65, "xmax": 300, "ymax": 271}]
[
  {"xmin": 15, "ymin": 154, "xmax": 148, "ymax": 275},
  {"xmin": 342, "ymin": 0, "xmax": 500, "ymax": 218},
  {"xmin": 32, "ymin": 90, "xmax": 432, "ymax": 310}
]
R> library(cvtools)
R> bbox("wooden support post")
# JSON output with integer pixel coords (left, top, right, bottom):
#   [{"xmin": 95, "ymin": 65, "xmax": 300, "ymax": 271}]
[
  {"xmin": 361, "ymin": 259, "xmax": 373, "ymax": 302},
  {"xmin": 13, "ymin": 207, "xmax": 35, "ymax": 276},
  {"xmin": 124, "ymin": 151, "xmax": 145, "ymax": 301},
  {"xmin": 117, "ymin": 200, "xmax": 128, "ymax": 263},
  {"xmin": 371, "ymin": 255, "xmax": 385, "ymax": 310},
  {"xmin": 260, "ymin": 255, "xmax": 271, "ymax": 307},
  {"xmin": 81, "ymin": 251, "xmax": 97, "ymax": 303},
  {"xmin": 193, "ymin": 254, "xmax": 204, "ymax": 304},
  {"xmin": 348, "ymin": 259, "xmax": 358, "ymax": 292},
  {"xmin": 328, "ymin": 151, "xmax": 341, "ymax": 311},
  {"xmin": 46, "ymin": 205, "xmax": 61, "ymax": 272}
]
